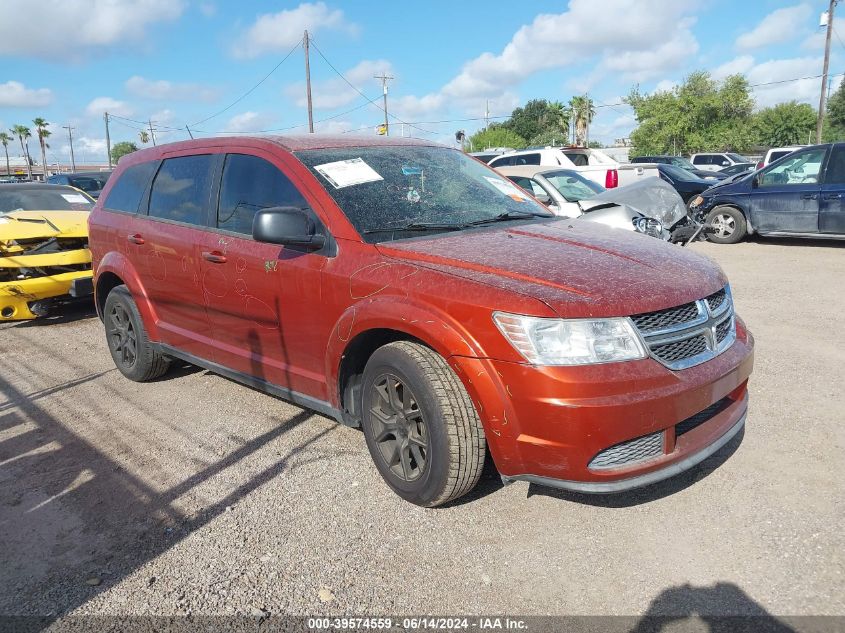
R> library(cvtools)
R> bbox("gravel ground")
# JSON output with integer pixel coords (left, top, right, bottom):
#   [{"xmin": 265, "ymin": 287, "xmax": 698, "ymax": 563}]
[{"xmin": 0, "ymin": 237, "xmax": 843, "ymax": 623}]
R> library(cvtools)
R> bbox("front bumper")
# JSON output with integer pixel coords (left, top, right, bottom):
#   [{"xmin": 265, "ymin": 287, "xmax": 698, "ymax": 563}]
[
  {"xmin": 450, "ymin": 319, "xmax": 754, "ymax": 493},
  {"xmin": 0, "ymin": 270, "xmax": 93, "ymax": 320}
]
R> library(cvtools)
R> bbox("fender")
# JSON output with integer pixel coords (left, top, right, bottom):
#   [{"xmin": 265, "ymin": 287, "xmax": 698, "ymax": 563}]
[
  {"xmin": 324, "ymin": 295, "xmax": 487, "ymax": 407},
  {"xmin": 95, "ymin": 250, "xmax": 162, "ymax": 341}
]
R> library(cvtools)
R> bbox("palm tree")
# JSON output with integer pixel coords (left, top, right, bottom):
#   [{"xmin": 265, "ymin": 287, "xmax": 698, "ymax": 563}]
[
  {"xmin": 0, "ymin": 132, "xmax": 11, "ymax": 178},
  {"xmin": 33, "ymin": 117, "xmax": 50, "ymax": 180},
  {"xmin": 546, "ymin": 101, "xmax": 570, "ymax": 139},
  {"xmin": 569, "ymin": 96, "xmax": 596, "ymax": 146},
  {"xmin": 10, "ymin": 125, "xmax": 33, "ymax": 180},
  {"xmin": 138, "ymin": 129, "xmax": 150, "ymax": 145}
]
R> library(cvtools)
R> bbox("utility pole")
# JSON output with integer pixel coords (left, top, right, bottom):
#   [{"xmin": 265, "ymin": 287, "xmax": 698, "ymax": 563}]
[
  {"xmin": 63, "ymin": 125, "xmax": 76, "ymax": 171},
  {"xmin": 304, "ymin": 30, "xmax": 314, "ymax": 133},
  {"xmin": 374, "ymin": 72, "xmax": 393, "ymax": 136},
  {"xmin": 485, "ymin": 99, "xmax": 490, "ymax": 131},
  {"xmin": 185, "ymin": 125, "xmax": 194, "ymax": 139},
  {"xmin": 148, "ymin": 120, "xmax": 157, "ymax": 146},
  {"xmin": 104, "ymin": 112, "xmax": 112, "ymax": 168},
  {"xmin": 817, "ymin": 0, "xmax": 837, "ymax": 143}
]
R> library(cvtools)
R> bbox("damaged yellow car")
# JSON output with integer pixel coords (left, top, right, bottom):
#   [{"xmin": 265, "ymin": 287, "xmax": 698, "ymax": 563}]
[{"xmin": 0, "ymin": 183, "xmax": 95, "ymax": 320}]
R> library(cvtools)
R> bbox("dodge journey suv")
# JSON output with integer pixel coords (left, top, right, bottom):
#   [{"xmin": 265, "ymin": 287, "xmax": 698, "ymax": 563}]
[{"xmin": 88, "ymin": 136, "xmax": 754, "ymax": 507}]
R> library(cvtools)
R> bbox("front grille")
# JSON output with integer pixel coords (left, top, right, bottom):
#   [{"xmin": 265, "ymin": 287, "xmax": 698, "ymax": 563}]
[
  {"xmin": 676, "ymin": 397, "xmax": 733, "ymax": 437},
  {"xmin": 651, "ymin": 335, "xmax": 708, "ymax": 363},
  {"xmin": 631, "ymin": 285, "xmax": 736, "ymax": 370},
  {"xmin": 630, "ymin": 302, "xmax": 700, "ymax": 333},
  {"xmin": 706, "ymin": 288, "xmax": 727, "ymax": 313},
  {"xmin": 588, "ymin": 431, "xmax": 664, "ymax": 470}
]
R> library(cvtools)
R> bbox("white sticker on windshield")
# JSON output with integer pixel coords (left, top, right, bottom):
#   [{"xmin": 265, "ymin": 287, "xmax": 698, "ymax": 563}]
[
  {"xmin": 314, "ymin": 158, "xmax": 384, "ymax": 189},
  {"xmin": 484, "ymin": 176, "xmax": 528, "ymax": 201},
  {"xmin": 61, "ymin": 193, "xmax": 90, "ymax": 203}
]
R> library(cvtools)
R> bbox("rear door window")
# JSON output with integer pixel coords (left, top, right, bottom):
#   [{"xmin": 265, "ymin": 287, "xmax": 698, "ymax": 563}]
[
  {"xmin": 148, "ymin": 155, "xmax": 215, "ymax": 225},
  {"xmin": 103, "ymin": 161, "xmax": 159, "ymax": 214},
  {"xmin": 217, "ymin": 154, "xmax": 308, "ymax": 235}
]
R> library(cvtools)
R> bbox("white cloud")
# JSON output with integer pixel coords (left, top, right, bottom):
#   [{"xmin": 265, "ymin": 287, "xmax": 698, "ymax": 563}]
[
  {"xmin": 86, "ymin": 97, "xmax": 134, "ymax": 117},
  {"xmin": 225, "ymin": 111, "xmax": 275, "ymax": 133},
  {"xmin": 284, "ymin": 60, "xmax": 393, "ymax": 110},
  {"xmin": 125, "ymin": 76, "xmax": 219, "ymax": 102},
  {"xmin": 746, "ymin": 56, "xmax": 825, "ymax": 108},
  {"xmin": 802, "ymin": 16, "xmax": 843, "ymax": 49},
  {"xmin": 653, "ymin": 79, "xmax": 678, "ymax": 93},
  {"xmin": 231, "ymin": 2, "xmax": 358, "ymax": 59},
  {"xmin": 199, "ymin": 2, "xmax": 216, "ymax": 17},
  {"xmin": 736, "ymin": 4, "xmax": 812, "ymax": 50},
  {"xmin": 0, "ymin": 0, "xmax": 184, "ymax": 59},
  {"xmin": 0, "ymin": 81, "xmax": 53, "ymax": 107},
  {"xmin": 712, "ymin": 55, "xmax": 756, "ymax": 80}
]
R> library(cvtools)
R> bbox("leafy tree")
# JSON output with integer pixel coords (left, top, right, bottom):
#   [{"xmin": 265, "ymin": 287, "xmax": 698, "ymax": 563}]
[
  {"xmin": 569, "ymin": 96, "xmax": 595, "ymax": 146},
  {"xmin": 111, "ymin": 141, "xmax": 139, "ymax": 163},
  {"xmin": 753, "ymin": 102, "xmax": 816, "ymax": 147},
  {"xmin": 627, "ymin": 71, "xmax": 755, "ymax": 156},
  {"xmin": 502, "ymin": 99, "xmax": 557, "ymax": 141},
  {"xmin": 588, "ymin": 140, "xmax": 604, "ymax": 148},
  {"xmin": 824, "ymin": 80, "xmax": 845, "ymax": 141},
  {"xmin": 33, "ymin": 117, "xmax": 50, "ymax": 179},
  {"xmin": 138, "ymin": 130, "xmax": 150, "ymax": 145},
  {"xmin": 10, "ymin": 125, "xmax": 33, "ymax": 180},
  {"xmin": 468, "ymin": 126, "xmax": 527, "ymax": 151},
  {"xmin": 0, "ymin": 132, "xmax": 11, "ymax": 177}
]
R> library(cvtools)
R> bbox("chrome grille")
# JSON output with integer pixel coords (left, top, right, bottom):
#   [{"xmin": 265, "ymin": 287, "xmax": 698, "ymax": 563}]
[
  {"xmin": 631, "ymin": 285, "xmax": 736, "ymax": 370},
  {"xmin": 588, "ymin": 431, "xmax": 664, "ymax": 470}
]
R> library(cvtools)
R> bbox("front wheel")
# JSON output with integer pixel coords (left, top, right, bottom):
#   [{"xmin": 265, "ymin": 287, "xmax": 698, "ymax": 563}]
[
  {"xmin": 103, "ymin": 285, "xmax": 170, "ymax": 381},
  {"xmin": 361, "ymin": 341, "xmax": 486, "ymax": 507},
  {"xmin": 706, "ymin": 206, "xmax": 747, "ymax": 244}
]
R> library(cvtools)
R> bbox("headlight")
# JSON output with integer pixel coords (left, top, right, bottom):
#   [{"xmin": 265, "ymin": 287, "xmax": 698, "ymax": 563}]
[
  {"xmin": 634, "ymin": 216, "xmax": 664, "ymax": 238},
  {"xmin": 690, "ymin": 195, "xmax": 704, "ymax": 208},
  {"xmin": 492, "ymin": 312, "xmax": 647, "ymax": 365}
]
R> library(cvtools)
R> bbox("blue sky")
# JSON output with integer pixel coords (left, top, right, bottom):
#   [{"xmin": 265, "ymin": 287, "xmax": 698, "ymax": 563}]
[{"xmin": 1, "ymin": 0, "xmax": 842, "ymax": 164}]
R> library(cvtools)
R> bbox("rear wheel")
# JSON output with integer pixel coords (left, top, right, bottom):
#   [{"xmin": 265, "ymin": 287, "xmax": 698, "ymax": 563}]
[
  {"xmin": 104, "ymin": 285, "xmax": 170, "ymax": 381},
  {"xmin": 361, "ymin": 341, "xmax": 486, "ymax": 507},
  {"xmin": 706, "ymin": 206, "xmax": 747, "ymax": 244}
]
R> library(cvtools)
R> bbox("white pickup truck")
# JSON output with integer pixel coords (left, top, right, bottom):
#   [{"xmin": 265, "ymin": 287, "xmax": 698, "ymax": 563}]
[{"xmin": 487, "ymin": 147, "xmax": 658, "ymax": 189}]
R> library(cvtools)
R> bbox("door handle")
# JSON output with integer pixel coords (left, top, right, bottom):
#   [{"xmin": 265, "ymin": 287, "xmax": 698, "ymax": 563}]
[
  {"xmin": 127, "ymin": 233, "xmax": 145, "ymax": 245},
  {"xmin": 202, "ymin": 251, "xmax": 227, "ymax": 264},
  {"xmin": 800, "ymin": 194, "xmax": 818, "ymax": 200},
  {"xmin": 823, "ymin": 193, "xmax": 842, "ymax": 200}
]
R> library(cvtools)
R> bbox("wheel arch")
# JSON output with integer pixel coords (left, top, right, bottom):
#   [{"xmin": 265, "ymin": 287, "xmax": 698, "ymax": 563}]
[{"xmin": 95, "ymin": 251, "xmax": 161, "ymax": 340}]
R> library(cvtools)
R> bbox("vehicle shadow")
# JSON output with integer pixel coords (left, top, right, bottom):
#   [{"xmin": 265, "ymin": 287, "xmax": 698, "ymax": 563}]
[
  {"xmin": 628, "ymin": 581, "xmax": 796, "ymax": 632},
  {"xmin": 524, "ymin": 426, "xmax": 745, "ymax": 507},
  {"xmin": 11, "ymin": 299, "xmax": 97, "ymax": 328}
]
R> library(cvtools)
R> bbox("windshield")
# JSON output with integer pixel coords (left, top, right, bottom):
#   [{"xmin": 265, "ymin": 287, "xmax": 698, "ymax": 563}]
[
  {"xmin": 668, "ymin": 157, "xmax": 697, "ymax": 170},
  {"xmin": 661, "ymin": 164, "xmax": 699, "ymax": 181},
  {"xmin": 726, "ymin": 153, "xmax": 745, "ymax": 162},
  {"xmin": 541, "ymin": 170, "xmax": 605, "ymax": 202},
  {"xmin": 295, "ymin": 145, "xmax": 553, "ymax": 242},
  {"xmin": 0, "ymin": 187, "xmax": 94, "ymax": 215},
  {"xmin": 68, "ymin": 175, "xmax": 109, "ymax": 192}
]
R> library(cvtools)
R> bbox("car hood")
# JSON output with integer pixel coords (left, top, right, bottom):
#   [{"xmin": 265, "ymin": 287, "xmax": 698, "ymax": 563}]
[
  {"xmin": 586, "ymin": 177, "xmax": 686, "ymax": 228},
  {"xmin": 377, "ymin": 219, "xmax": 726, "ymax": 318},
  {"xmin": 0, "ymin": 210, "xmax": 90, "ymax": 243}
]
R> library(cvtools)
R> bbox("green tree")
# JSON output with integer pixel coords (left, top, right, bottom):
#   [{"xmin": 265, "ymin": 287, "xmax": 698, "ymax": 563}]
[
  {"xmin": 502, "ymin": 99, "xmax": 555, "ymax": 141},
  {"xmin": 468, "ymin": 126, "xmax": 527, "ymax": 151},
  {"xmin": 0, "ymin": 132, "xmax": 11, "ymax": 177},
  {"xmin": 138, "ymin": 129, "xmax": 150, "ymax": 145},
  {"xmin": 569, "ymin": 95, "xmax": 595, "ymax": 146},
  {"xmin": 627, "ymin": 71, "xmax": 755, "ymax": 156},
  {"xmin": 10, "ymin": 125, "xmax": 33, "ymax": 180},
  {"xmin": 527, "ymin": 130, "xmax": 568, "ymax": 147},
  {"xmin": 824, "ymin": 80, "xmax": 845, "ymax": 141},
  {"xmin": 33, "ymin": 117, "xmax": 50, "ymax": 180},
  {"xmin": 111, "ymin": 141, "xmax": 139, "ymax": 163},
  {"xmin": 753, "ymin": 102, "xmax": 816, "ymax": 147}
]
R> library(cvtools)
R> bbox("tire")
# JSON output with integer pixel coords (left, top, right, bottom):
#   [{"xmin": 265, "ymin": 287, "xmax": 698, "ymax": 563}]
[
  {"xmin": 360, "ymin": 341, "xmax": 486, "ymax": 507},
  {"xmin": 103, "ymin": 285, "xmax": 170, "ymax": 381},
  {"xmin": 706, "ymin": 206, "xmax": 747, "ymax": 244}
]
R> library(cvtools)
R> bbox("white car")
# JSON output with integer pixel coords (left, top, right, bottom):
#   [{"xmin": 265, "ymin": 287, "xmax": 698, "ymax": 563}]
[
  {"xmin": 756, "ymin": 146, "xmax": 805, "ymax": 169},
  {"xmin": 690, "ymin": 152, "xmax": 750, "ymax": 172},
  {"xmin": 488, "ymin": 147, "xmax": 659, "ymax": 189}
]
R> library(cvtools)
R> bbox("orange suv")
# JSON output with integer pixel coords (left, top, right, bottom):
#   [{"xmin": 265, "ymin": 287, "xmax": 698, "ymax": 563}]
[{"xmin": 88, "ymin": 135, "xmax": 754, "ymax": 506}]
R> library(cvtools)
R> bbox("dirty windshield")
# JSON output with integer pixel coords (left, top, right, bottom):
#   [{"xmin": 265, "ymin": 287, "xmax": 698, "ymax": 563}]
[
  {"xmin": 0, "ymin": 187, "xmax": 94, "ymax": 215},
  {"xmin": 296, "ymin": 145, "xmax": 553, "ymax": 242}
]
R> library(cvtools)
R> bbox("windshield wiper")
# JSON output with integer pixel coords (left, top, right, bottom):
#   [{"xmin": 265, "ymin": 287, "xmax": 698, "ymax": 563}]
[
  {"xmin": 464, "ymin": 210, "xmax": 551, "ymax": 226},
  {"xmin": 362, "ymin": 222, "xmax": 469, "ymax": 235}
]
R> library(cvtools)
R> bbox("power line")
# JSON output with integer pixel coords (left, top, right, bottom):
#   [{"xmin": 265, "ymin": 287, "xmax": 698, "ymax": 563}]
[{"xmin": 189, "ymin": 37, "xmax": 304, "ymax": 127}]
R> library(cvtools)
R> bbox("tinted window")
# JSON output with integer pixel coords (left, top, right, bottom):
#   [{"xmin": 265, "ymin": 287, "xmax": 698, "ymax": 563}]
[
  {"xmin": 769, "ymin": 150, "xmax": 793, "ymax": 163},
  {"xmin": 692, "ymin": 155, "xmax": 708, "ymax": 165},
  {"xmin": 104, "ymin": 161, "xmax": 158, "ymax": 214},
  {"xmin": 149, "ymin": 155, "xmax": 215, "ymax": 225},
  {"xmin": 519, "ymin": 153, "xmax": 541, "ymax": 165},
  {"xmin": 824, "ymin": 146, "xmax": 845, "ymax": 185},
  {"xmin": 759, "ymin": 148, "xmax": 826, "ymax": 186},
  {"xmin": 217, "ymin": 154, "xmax": 308, "ymax": 234}
]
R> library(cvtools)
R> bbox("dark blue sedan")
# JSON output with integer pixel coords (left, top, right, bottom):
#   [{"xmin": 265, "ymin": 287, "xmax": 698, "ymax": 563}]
[{"xmin": 690, "ymin": 143, "xmax": 845, "ymax": 243}]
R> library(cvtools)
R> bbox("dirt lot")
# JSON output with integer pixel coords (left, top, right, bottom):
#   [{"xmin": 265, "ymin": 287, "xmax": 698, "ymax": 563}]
[{"xmin": 0, "ymin": 237, "xmax": 843, "ymax": 623}]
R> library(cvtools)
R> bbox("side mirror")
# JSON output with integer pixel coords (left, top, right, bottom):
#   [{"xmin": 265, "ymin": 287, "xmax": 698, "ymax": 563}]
[
  {"xmin": 721, "ymin": 160, "xmax": 730, "ymax": 166},
  {"xmin": 751, "ymin": 175, "xmax": 759, "ymax": 189},
  {"xmin": 253, "ymin": 207, "xmax": 325, "ymax": 251}
]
